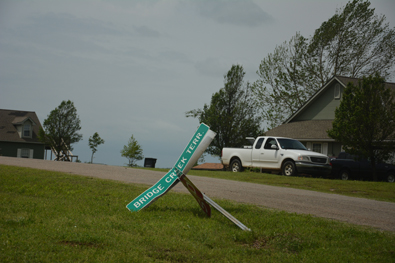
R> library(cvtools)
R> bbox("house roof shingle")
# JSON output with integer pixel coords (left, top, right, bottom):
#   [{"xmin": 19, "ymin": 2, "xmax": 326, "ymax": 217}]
[
  {"xmin": 265, "ymin": 120, "xmax": 334, "ymax": 141},
  {"xmin": 0, "ymin": 109, "xmax": 43, "ymax": 144},
  {"xmin": 11, "ymin": 116, "xmax": 37, "ymax": 125}
]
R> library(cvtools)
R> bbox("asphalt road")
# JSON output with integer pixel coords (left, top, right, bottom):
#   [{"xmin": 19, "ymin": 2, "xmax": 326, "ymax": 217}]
[{"xmin": 1, "ymin": 156, "xmax": 395, "ymax": 232}]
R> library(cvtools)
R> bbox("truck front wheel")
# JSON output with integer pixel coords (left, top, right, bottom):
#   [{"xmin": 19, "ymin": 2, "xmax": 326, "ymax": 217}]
[
  {"xmin": 231, "ymin": 159, "xmax": 243, "ymax": 172},
  {"xmin": 282, "ymin": 161, "xmax": 296, "ymax": 176}
]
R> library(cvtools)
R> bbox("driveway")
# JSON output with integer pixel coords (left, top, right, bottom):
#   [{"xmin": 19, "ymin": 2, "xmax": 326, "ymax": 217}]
[{"xmin": 1, "ymin": 156, "xmax": 395, "ymax": 232}]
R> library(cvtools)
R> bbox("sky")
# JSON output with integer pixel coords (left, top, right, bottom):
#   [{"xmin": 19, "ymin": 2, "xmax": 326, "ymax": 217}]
[{"xmin": 1, "ymin": 0, "xmax": 394, "ymax": 168}]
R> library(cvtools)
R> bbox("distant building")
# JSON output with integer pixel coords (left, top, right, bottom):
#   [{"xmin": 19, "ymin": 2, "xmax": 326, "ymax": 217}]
[
  {"xmin": 265, "ymin": 76, "xmax": 395, "ymax": 157},
  {"xmin": 0, "ymin": 109, "xmax": 45, "ymax": 159}
]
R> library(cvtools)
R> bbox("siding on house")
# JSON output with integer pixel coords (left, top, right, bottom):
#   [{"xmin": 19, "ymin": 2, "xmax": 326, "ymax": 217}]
[
  {"xmin": 293, "ymin": 82, "xmax": 343, "ymax": 121},
  {"xmin": 0, "ymin": 141, "xmax": 45, "ymax": 159},
  {"xmin": 265, "ymin": 76, "xmax": 359, "ymax": 157}
]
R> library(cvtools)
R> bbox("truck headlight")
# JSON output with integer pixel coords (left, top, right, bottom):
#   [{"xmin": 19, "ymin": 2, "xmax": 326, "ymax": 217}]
[{"xmin": 297, "ymin": 156, "xmax": 311, "ymax": 162}]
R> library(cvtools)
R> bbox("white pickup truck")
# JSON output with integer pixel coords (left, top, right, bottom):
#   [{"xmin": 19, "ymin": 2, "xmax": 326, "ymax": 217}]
[{"xmin": 221, "ymin": 136, "xmax": 331, "ymax": 176}]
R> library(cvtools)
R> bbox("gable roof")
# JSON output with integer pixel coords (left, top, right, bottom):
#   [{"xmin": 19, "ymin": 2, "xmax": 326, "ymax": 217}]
[
  {"xmin": 284, "ymin": 76, "xmax": 351, "ymax": 124},
  {"xmin": 0, "ymin": 109, "xmax": 43, "ymax": 144},
  {"xmin": 284, "ymin": 75, "xmax": 395, "ymax": 124},
  {"xmin": 266, "ymin": 76, "xmax": 395, "ymax": 140},
  {"xmin": 11, "ymin": 116, "xmax": 37, "ymax": 126}
]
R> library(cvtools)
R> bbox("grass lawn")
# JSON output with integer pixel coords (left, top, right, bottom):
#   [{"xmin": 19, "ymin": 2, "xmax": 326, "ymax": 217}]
[
  {"xmin": 1, "ymin": 165, "xmax": 395, "ymax": 262},
  {"xmin": 142, "ymin": 167, "xmax": 395, "ymax": 203}
]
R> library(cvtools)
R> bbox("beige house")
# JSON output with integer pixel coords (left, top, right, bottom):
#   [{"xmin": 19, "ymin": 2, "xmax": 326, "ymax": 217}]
[{"xmin": 265, "ymin": 76, "xmax": 395, "ymax": 157}]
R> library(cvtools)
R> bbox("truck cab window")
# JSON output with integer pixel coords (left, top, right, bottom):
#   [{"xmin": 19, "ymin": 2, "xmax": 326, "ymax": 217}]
[
  {"xmin": 255, "ymin": 138, "xmax": 264, "ymax": 149},
  {"xmin": 264, "ymin": 138, "xmax": 277, "ymax": 150}
]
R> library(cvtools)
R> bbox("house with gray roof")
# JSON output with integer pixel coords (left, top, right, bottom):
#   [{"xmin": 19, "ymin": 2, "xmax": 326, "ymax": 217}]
[
  {"xmin": 265, "ymin": 76, "xmax": 395, "ymax": 157},
  {"xmin": 0, "ymin": 109, "xmax": 45, "ymax": 159}
]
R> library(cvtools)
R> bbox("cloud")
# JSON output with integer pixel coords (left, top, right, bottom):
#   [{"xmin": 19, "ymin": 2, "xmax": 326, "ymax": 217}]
[
  {"xmin": 196, "ymin": 0, "xmax": 273, "ymax": 27},
  {"xmin": 158, "ymin": 50, "xmax": 191, "ymax": 63},
  {"xmin": 0, "ymin": 12, "xmax": 123, "ymax": 56},
  {"xmin": 133, "ymin": 25, "xmax": 160, "ymax": 37},
  {"xmin": 195, "ymin": 57, "xmax": 235, "ymax": 78},
  {"xmin": 29, "ymin": 12, "xmax": 122, "ymax": 36}
]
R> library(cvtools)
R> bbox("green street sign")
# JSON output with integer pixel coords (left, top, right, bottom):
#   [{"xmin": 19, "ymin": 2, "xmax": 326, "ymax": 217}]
[
  {"xmin": 173, "ymin": 123, "xmax": 209, "ymax": 174},
  {"xmin": 126, "ymin": 123, "xmax": 210, "ymax": 212},
  {"xmin": 126, "ymin": 167, "xmax": 179, "ymax": 211},
  {"xmin": 126, "ymin": 123, "xmax": 250, "ymax": 231}
]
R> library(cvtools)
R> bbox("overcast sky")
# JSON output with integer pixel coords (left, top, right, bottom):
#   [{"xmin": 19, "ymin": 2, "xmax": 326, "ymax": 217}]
[{"xmin": 1, "ymin": 0, "xmax": 394, "ymax": 168}]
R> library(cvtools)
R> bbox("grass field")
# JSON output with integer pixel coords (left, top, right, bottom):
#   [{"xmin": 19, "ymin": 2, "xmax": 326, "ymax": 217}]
[
  {"xmin": 142, "ymin": 167, "xmax": 395, "ymax": 203},
  {"xmin": 1, "ymin": 165, "xmax": 395, "ymax": 262}
]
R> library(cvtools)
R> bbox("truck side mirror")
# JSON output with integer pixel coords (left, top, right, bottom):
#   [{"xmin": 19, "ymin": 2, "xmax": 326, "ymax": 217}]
[{"xmin": 271, "ymin": 144, "xmax": 278, "ymax": 150}]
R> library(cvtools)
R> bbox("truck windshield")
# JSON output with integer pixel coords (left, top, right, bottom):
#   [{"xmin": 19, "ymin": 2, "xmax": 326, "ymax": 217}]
[{"xmin": 277, "ymin": 138, "xmax": 307, "ymax": 150}]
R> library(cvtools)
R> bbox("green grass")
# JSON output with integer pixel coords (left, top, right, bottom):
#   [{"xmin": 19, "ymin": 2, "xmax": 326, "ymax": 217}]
[
  {"xmin": 1, "ymin": 165, "xmax": 395, "ymax": 262},
  {"xmin": 141, "ymin": 167, "xmax": 395, "ymax": 203}
]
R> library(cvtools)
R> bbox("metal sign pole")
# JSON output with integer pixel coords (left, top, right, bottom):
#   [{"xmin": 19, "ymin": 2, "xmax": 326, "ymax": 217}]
[
  {"xmin": 175, "ymin": 169, "xmax": 211, "ymax": 217},
  {"xmin": 203, "ymin": 194, "xmax": 251, "ymax": 231}
]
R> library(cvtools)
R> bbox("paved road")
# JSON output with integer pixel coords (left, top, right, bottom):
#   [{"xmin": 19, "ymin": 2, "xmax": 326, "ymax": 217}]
[{"xmin": 1, "ymin": 156, "xmax": 395, "ymax": 232}]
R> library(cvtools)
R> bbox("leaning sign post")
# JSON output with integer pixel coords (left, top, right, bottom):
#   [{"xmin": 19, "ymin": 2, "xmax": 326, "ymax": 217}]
[
  {"xmin": 126, "ymin": 123, "xmax": 212, "ymax": 212},
  {"xmin": 126, "ymin": 123, "xmax": 250, "ymax": 231}
]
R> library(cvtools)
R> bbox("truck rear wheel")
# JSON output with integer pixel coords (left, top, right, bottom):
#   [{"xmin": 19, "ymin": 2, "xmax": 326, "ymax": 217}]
[
  {"xmin": 339, "ymin": 169, "xmax": 350, "ymax": 180},
  {"xmin": 282, "ymin": 161, "xmax": 296, "ymax": 176},
  {"xmin": 231, "ymin": 159, "xmax": 243, "ymax": 172},
  {"xmin": 386, "ymin": 172, "xmax": 395, "ymax": 183}
]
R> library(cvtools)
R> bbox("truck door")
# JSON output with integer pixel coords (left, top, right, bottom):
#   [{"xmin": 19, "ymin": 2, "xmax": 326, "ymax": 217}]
[
  {"xmin": 251, "ymin": 137, "xmax": 265, "ymax": 167},
  {"xmin": 261, "ymin": 137, "xmax": 280, "ymax": 168},
  {"xmin": 348, "ymin": 153, "xmax": 371, "ymax": 180},
  {"xmin": 358, "ymin": 157, "xmax": 373, "ymax": 180}
]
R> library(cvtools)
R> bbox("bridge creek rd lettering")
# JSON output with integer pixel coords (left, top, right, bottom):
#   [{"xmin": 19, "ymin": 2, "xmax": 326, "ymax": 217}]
[
  {"xmin": 126, "ymin": 123, "xmax": 213, "ymax": 212},
  {"xmin": 130, "ymin": 167, "xmax": 179, "ymax": 210},
  {"xmin": 176, "ymin": 132, "xmax": 204, "ymax": 171}
]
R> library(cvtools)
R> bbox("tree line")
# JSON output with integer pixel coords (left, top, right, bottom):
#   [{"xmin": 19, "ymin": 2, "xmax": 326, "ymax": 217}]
[
  {"xmin": 39, "ymin": 100, "xmax": 142, "ymax": 166},
  {"xmin": 254, "ymin": 0, "xmax": 395, "ymax": 129}
]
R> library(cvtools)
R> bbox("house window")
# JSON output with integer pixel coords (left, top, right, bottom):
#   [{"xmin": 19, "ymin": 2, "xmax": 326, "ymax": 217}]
[
  {"xmin": 21, "ymin": 148, "xmax": 30, "ymax": 158},
  {"xmin": 312, "ymin": 143, "xmax": 322, "ymax": 153},
  {"xmin": 334, "ymin": 84, "xmax": 341, "ymax": 99},
  {"xmin": 17, "ymin": 148, "xmax": 33, "ymax": 158},
  {"xmin": 23, "ymin": 123, "xmax": 31, "ymax": 137}
]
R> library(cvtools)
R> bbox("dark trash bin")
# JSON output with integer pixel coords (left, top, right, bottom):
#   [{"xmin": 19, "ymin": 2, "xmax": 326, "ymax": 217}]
[{"xmin": 144, "ymin": 158, "xmax": 157, "ymax": 168}]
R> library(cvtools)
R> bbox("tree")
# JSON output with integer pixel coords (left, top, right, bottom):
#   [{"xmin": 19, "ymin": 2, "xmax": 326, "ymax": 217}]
[
  {"xmin": 307, "ymin": 0, "xmax": 395, "ymax": 84},
  {"xmin": 186, "ymin": 64, "xmax": 262, "ymax": 157},
  {"xmin": 39, "ymin": 100, "xmax": 82, "ymax": 161},
  {"xmin": 327, "ymin": 74, "xmax": 395, "ymax": 181},
  {"xmin": 253, "ymin": 0, "xmax": 395, "ymax": 128},
  {"xmin": 88, "ymin": 132, "xmax": 105, "ymax": 164},
  {"xmin": 252, "ymin": 33, "xmax": 316, "ymax": 129},
  {"xmin": 121, "ymin": 135, "xmax": 143, "ymax": 167}
]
